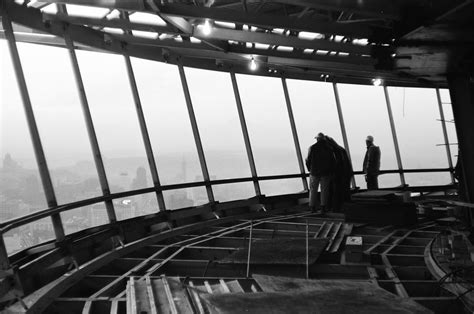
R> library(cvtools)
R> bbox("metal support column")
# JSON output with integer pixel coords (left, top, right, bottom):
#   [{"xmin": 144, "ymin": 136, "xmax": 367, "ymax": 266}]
[
  {"xmin": 383, "ymin": 86, "xmax": 406, "ymax": 186},
  {"xmin": 332, "ymin": 82, "xmax": 356, "ymax": 188},
  {"xmin": 2, "ymin": 11, "xmax": 65, "ymax": 241},
  {"xmin": 58, "ymin": 5, "xmax": 117, "ymax": 223},
  {"xmin": 282, "ymin": 78, "xmax": 309, "ymax": 190},
  {"xmin": 123, "ymin": 53, "xmax": 166, "ymax": 210},
  {"xmin": 178, "ymin": 65, "xmax": 215, "ymax": 203},
  {"xmin": 230, "ymin": 72, "xmax": 261, "ymax": 196},
  {"xmin": 118, "ymin": 11, "xmax": 166, "ymax": 210},
  {"xmin": 447, "ymin": 73, "xmax": 474, "ymax": 218},
  {"xmin": 436, "ymin": 88, "xmax": 455, "ymax": 183}
]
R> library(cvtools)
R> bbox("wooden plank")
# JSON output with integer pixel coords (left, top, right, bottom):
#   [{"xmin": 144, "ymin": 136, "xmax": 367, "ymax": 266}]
[
  {"xmin": 326, "ymin": 222, "xmax": 343, "ymax": 251},
  {"xmin": 145, "ymin": 277, "xmax": 158, "ymax": 314},
  {"xmin": 188, "ymin": 281, "xmax": 205, "ymax": 314},
  {"xmin": 314, "ymin": 222, "xmax": 326, "ymax": 238},
  {"xmin": 330, "ymin": 223, "xmax": 353, "ymax": 253},
  {"xmin": 166, "ymin": 277, "xmax": 194, "ymax": 313},
  {"xmin": 227, "ymin": 280, "xmax": 245, "ymax": 293},
  {"xmin": 321, "ymin": 222, "xmax": 334, "ymax": 239},
  {"xmin": 161, "ymin": 277, "xmax": 178, "ymax": 314},
  {"xmin": 219, "ymin": 279, "xmax": 231, "ymax": 293},
  {"xmin": 364, "ymin": 230, "xmax": 398, "ymax": 255}
]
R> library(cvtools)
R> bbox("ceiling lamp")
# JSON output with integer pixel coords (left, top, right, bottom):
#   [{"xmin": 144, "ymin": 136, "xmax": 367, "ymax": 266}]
[
  {"xmin": 202, "ymin": 19, "xmax": 212, "ymax": 36},
  {"xmin": 372, "ymin": 78, "xmax": 383, "ymax": 86},
  {"xmin": 250, "ymin": 57, "xmax": 257, "ymax": 71}
]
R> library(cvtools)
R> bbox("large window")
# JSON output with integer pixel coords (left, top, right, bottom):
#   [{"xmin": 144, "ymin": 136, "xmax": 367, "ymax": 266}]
[
  {"xmin": 131, "ymin": 58, "xmax": 203, "ymax": 187},
  {"xmin": 236, "ymin": 74, "xmax": 302, "ymax": 194},
  {"xmin": 287, "ymin": 79, "xmax": 343, "ymax": 172},
  {"xmin": 185, "ymin": 68, "xmax": 251, "ymax": 180},
  {"xmin": 185, "ymin": 68, "xmax": 255, "ymax": 202},
  {"xmin": 388, "ymin": 87, "xmax": 451, "ymax": 185},
  {"xmin": 338, "ymin": 84, "xmax": 399, "ymax": 188},
  {"xmin": 236, "ymin": 74, "xmax": 300, "ymax": 175},
  {"xmin": 77, "ymin": 51, "xmax": 154, "ymax": 194},
  {"xmin": 1, "ymin": 41, "xmax": 47, "ymax": 224},
  {"xmin": 439, "ymin": 89, "xmax": 458, "ymax": 165},
  {"xmin": 17, "ymin": 43, "xmax": 102, "ymax": 205}
]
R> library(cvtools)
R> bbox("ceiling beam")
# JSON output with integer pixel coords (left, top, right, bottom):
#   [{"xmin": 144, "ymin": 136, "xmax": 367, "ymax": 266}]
[{"xmin": 158, "ymin": 4, "xmax": 390, "ymax": 41}]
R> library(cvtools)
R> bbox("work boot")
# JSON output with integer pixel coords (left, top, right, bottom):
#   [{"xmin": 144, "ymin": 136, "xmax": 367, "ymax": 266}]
[{"xmin": 320, "ymin": 205, "xmax": 327, "ymax": 216}]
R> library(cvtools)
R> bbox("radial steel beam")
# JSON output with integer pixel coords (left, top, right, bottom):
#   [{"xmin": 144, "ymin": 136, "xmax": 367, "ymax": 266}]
[
  {"xmin": 57, "ymin": 5, "xmax": 117, "ymax": 223},
  {"xmin": 178, "ymin": 65, "xmax": 215, "ymax": 203},
  {"xmin": 435, "ymin": 88, "xmax": 455, "ymax": 183},
  {"xmin": 230, "ymin": 72, "xmax": 261, "ymax": 196},
  {"xmin": 281, "ymin": 78, "xmax": 309, "ymax": 190},
  {"xmin": 1, "ymin": 10, "xmax": 65, "ymax": 241},
  {"xmin": 383, "ymin": 86, "xmax": 406, "ymax": 186},
  {"xmin": 120, "ymin": 10, "xmax": 166, "ymax": 211},
  {"xmin": 332, "ymin": 82, "xmax": 356, "ymax": 188}
]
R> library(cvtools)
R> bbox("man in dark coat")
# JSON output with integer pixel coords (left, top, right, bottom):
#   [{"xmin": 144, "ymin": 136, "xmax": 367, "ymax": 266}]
[
  {"xmin": 306, "ymin": 133, "xmax": 336, "ymax": 213},
  {"xmin": 325, "ymin": 136, "xmax": 353, "ymax": 212},
  {"xmin": 363, "ymin": 135, "xmax": 381, "ymax": 190}
]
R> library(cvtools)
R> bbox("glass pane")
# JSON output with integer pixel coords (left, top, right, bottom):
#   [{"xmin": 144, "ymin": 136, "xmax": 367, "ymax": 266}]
[
  {"xmin": 17, "ymin": 42, "xmax": 102, "ymax": 205},
  {"xmin": 163, "ymin": 187, "xmax": 208, "ymax": 210},
  {"xmin": 259, "ymin": 178, "xmax": 303, "ymax": 196},
  {"xmin": 404, "ymin": 172, "xmax": 452, "ymax": 186},
  {"xmin": 439, "ymin": 89, "xmax": 458, "ymax": 165},
  {"xmin": 236, "ymin": 74, "xmax": 300, "ymax": 176},
  {"xmin": 388, "ymin": 87, "xmax": 448, "ymax": 169},
  {"xmin": 379, "ymin": 174, "xmax": 403, "ymax": 188},
  {"xmin": 338, "ymin": 84, "xmax": 399, "ymax": 176},
  {"xmin": 61, "ymin": 204, "xmax": 108, "ymax": 235},
  {"xmin": 131, "ymin": 57, "xmax": 203, "ymax": 185},
  {"xmin": 1, "ymin": 41, "xmax": 47, "ymax": 221},
  {"xmin": 77, "ymin": 51, "xmax": 153, "ymax": 193},
  {"xmin": 185, "ymin": 68, "xmax": 251, "ymax": 180},
  {"xmin": 287, "ymin": 79, "xmax": 344, "ymax": 165},
  {"xmin": 3, "ymin": 218, "xmax": 54, "ymax": 255},
  {"xmin": 212, "ymin": 182, "xmax": 255, "ymax": 202},
  {"xmin": 115, "ymin": 192, "xmax": 159, "ymax": 221}
]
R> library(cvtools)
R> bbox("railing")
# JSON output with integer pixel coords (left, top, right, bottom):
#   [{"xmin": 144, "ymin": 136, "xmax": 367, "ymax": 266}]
[{"xmin": 0, "ymin": 168, "xmax": 454, "ymax": 235}]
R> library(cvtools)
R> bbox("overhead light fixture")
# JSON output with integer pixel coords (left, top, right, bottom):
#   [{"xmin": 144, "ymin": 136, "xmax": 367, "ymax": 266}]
[
  {"xmin": 372, "ymin": 78, "xmax": 383, "ymax": 86},
  {"xmin": 202, "ymin": 19, "xmax": 212, "ymax": 36},
  {"xmin": 250, "ymin": 57, "xmax": 257, "ymax": 71}
]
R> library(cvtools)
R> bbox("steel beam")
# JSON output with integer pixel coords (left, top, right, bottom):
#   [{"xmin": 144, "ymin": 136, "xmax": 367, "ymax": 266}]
[
  {"xmin": 1, "ymin": 10, "xmax": 65, "ymax": 241},
  {"xmin": 435, "ymin": 88, "xmax": 455, "ymax": 183},
  {"xmin": 230, "ymin": 72, "xmax": 261, "ymax": 196},
  {"xmin": 120, "ymin": 11, "xmax": 166, "ymax": 211},
  {"xmin": 383, "ymin": 86, "xmax": 406, "ymax": 186},
  {"xmin": 332, "ymin": 82, "xmax": 356, "ymax": 188},
  {"xmin": 158, "ymin": 3, "xmax": 387, "ymax": 40},
  {"xmin": 447, "ymin": 73, "xmax": 474, "ymax": 214},
  {"xmin": 281, "ymin": 78, "xmax": 309, "ymax": 190},
  {"xmin": 178, "ymin": 65, "xmax": 215, "ymax": 203},
  {"xmin": 57, "ymin": 5, "xmax": 117, "ymax": 223}
]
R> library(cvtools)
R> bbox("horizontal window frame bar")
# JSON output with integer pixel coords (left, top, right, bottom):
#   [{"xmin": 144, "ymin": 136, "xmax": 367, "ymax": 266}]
[{"xmin": 0, "ymin": 168, "xmax": 454, "ymax": 234}]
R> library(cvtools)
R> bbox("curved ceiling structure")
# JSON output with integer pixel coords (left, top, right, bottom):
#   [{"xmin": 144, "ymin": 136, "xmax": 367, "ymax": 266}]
[{"xmin": 1, "ymin": 0, "xmax": 474, "ymax": 86}]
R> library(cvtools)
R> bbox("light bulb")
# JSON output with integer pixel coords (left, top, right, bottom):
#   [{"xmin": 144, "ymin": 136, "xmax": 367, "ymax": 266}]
[
  {"xmin": 372, "ymin": 78, "xmax": 383, "ymax": 86},
  {"xmin": 250, "ymin": 58, "xmax": 257, "ymax": 71},
  {"xmin": 202, "ymin": 19, "xmax": 212, "ymax": 36}
]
